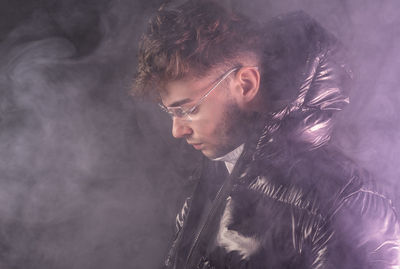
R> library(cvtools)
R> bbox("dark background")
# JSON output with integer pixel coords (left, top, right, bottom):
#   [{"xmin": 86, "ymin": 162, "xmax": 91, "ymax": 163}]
[{"xmin": 0, "ymin": 0, "xmax": 399, "ymax": 268}]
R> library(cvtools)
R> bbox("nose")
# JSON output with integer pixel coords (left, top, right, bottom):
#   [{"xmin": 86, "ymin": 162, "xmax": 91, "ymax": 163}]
[{"xmin": 172, "ymin": 117, "xmax": 193, "ymax": 138}]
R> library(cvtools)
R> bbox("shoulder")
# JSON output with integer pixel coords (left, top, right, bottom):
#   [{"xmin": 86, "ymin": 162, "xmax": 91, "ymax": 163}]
[
  {"xmin": 247, "ymin": 145, "xmax": 400, "ymax": 268},
  {"xmin": 239, "ymin": 145, "xmax": 400, "ymax": 268}
]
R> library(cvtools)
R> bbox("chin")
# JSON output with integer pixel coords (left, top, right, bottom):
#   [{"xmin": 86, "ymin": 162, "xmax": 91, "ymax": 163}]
[
  {"xmin": 200, "ymin": 148, "xmax": 219, "ymax": 159},
  {"xmin": 202, "ymin": 147, "xmax": 231, "ymax": 160},
  {"xmin": 201, "ymin": 150, "xmax": 216, "ymax": 159}
]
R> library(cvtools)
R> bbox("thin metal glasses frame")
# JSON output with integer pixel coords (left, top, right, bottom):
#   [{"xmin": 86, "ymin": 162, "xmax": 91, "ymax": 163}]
[{"xmin": 159, "ymin": 66, "xmax": 239, "ymax": 121}]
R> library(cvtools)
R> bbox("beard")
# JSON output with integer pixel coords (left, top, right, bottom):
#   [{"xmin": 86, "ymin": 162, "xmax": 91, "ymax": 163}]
[{"xmin": 211, "ymin": 101, "xmax": 254, "ymax": 159}]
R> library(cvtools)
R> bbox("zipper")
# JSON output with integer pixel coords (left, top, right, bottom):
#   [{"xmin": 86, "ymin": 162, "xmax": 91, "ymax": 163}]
[
  {"xmin": 184, "ymin": 150, "xmax": 249, "ymax": 268},
  {"xmin": 184, "ymin": 174, "xmax": 232, "ymax": 268}
]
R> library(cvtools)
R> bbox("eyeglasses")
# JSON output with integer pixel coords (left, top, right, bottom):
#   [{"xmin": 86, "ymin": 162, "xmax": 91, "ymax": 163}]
[{"xmin": 159, "ymin": 66, "xmax": 239, "ymax": 121}]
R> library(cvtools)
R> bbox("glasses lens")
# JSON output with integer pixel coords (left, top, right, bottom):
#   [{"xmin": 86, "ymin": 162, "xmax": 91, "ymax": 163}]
[
  {"xmin": 169, "ymin": 107, "xmax": 186, "ymax": 118},
  {"xmin": 159, "ymin": 104, "xmax": 188, "ymax": 119},
  {"xmin": 159, "ymin": 104, "xmax": 174, "ymax": 117}
]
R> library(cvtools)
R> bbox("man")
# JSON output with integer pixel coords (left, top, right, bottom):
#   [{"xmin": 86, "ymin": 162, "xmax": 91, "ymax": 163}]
[{"xmin": 133, "ymin": 1, "xmax": 400, "ymax": 268}]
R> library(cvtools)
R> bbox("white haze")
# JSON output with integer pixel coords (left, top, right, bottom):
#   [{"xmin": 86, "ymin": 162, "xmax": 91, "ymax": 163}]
[{"xmin": 0, "ymin": 0, "xmax": 399, "ymax": 268}]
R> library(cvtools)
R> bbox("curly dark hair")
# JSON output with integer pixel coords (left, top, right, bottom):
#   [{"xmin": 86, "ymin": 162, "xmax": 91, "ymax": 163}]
[{"xmin": 132, "ymin": 0, "xmax": 263, "ymax": 100}]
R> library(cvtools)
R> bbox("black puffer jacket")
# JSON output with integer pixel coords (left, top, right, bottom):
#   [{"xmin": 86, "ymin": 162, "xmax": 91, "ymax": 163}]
[{"xmin": 164, "ymin": 12, "xmax": 400, "ymax": 269}]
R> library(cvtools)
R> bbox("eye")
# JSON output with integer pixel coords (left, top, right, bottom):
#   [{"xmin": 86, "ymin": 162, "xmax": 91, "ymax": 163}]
[
  {"xmin": 174, "ymin": 107, "xmax": 186, "ymax": 118},
  {"xmin": 187, "ymin": 105, "xmax": 199, "ymax": 115}
]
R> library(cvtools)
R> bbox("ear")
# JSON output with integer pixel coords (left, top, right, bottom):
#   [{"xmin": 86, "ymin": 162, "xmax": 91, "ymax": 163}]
[{"xmin": 233, "ymin": 66, "xmax": 260, "ymax": 110}]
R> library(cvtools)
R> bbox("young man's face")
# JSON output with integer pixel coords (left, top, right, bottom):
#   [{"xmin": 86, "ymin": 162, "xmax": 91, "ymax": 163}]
[{"xmin": 160, "ymin": 68, "xmax": 250, "ymax": 159}]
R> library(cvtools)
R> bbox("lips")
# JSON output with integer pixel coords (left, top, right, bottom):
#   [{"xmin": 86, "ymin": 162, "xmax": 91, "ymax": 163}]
[{"xmin": 189, "ymin": 142, "xmax": 203, "ymax": 150}]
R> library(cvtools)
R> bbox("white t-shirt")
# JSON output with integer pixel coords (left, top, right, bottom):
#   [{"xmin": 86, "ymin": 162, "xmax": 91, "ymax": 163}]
[{"xmin": 212, "ymin": 144, "xmax": 244, "ymax": 174}]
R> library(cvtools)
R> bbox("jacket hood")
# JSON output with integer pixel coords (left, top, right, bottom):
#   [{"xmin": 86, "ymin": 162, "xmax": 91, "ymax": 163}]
[{"xmin": 252, "ymin": 12, "xmax": 352, "ymax": 161}]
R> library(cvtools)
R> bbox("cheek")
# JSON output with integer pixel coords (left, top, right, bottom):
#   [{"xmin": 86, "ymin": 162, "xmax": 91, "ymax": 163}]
[
  {"xmin": 191, "ymin": 95, "xmax": 237, "ymax": 142},
  {"xmin": 196, "ymin": 111, "xmax": 231, "ymax": 143},
  {"xmin": 191, "ymin": 119, "xmax": 218, "ymax": 138}
]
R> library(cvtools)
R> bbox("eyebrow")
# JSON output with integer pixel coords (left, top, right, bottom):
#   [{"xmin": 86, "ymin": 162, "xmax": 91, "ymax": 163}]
[{"xmin": 167, "ymin": 98, "xmax": 193, "ymax": 107}]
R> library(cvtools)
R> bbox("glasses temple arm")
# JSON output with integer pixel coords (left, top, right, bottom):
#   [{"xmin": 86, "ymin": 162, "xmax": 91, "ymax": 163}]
[{"xmin": 189, "ymin": 67, "xmax": 239, "ymax": 112}]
